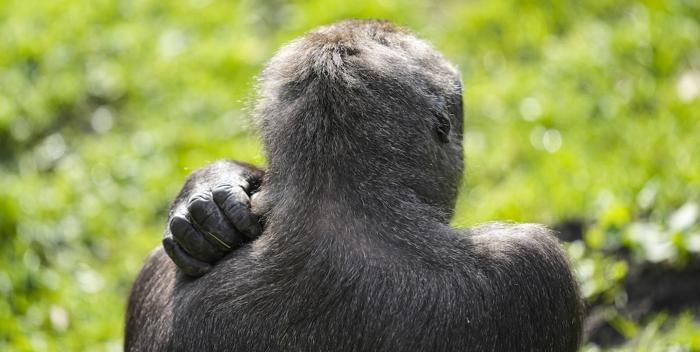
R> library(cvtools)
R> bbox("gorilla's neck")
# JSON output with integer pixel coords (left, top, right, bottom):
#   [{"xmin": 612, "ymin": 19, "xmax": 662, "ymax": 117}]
[{"xmin": 262, "ymin": 160, "xmax": 450, "ymax": 242}]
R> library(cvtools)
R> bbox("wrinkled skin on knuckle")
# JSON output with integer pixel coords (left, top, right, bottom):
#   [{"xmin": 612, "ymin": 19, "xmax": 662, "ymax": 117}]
[
  {"xmin": 187, "ymin": 195, "xmax": 216, "ymax": 223},
  {"xmin": 169, "ymin": 215, "xmax": 224, "ymax": 262},
  {"xmin": 212, "ymin": 185, "xmax": 261, "ymax": 237},
  {"xmin": 190, "ymin": 192, "xmax": 248, "ymax": 247}
]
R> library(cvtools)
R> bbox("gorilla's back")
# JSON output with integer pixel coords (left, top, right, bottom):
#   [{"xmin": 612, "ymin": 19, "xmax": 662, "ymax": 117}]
[
  {"xmin": 127, "ymin": 224, "xmax": 580, "ymax": 352},
  {"xmin": 128, "ymin": 234, "xmax": 475, "ymax": 351}
]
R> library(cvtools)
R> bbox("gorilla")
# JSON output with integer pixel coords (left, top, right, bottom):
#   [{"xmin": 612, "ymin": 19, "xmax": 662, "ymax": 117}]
[{"xmin": 125, "ymin": 19, "xmax": 583, "ymax": 351}]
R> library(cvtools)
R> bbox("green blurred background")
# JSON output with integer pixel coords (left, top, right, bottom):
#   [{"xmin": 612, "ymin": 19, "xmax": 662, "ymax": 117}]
[{"xmin": 1, "ymin": 0, "xmax": 699, "ymax": 350}]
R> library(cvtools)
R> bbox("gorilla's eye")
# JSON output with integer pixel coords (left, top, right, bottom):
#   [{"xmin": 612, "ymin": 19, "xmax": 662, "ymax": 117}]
[{"xmin": 435, "ymin": 111, "xmax": 451, "ymax": 143}]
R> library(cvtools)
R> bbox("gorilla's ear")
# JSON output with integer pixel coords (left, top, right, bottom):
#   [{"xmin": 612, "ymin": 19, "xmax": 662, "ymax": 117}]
[{"xmin": 434, "ymin": 111, "xmax": 451, "ymax": 143}]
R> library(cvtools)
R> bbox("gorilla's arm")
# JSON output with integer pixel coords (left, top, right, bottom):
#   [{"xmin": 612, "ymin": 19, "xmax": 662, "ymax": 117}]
[
  {"xmin": 162, "ymin": 160, "xmax": 265, "ymax": 276},
  {"xmin": 465, "ymin": 222, "xmax": 584, "ymax": 349}
]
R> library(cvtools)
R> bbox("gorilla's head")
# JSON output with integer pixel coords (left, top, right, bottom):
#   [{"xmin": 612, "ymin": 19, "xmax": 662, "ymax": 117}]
[{"xmin": 255, "ymin": 20, "xmax": 464, "ymax": 219}]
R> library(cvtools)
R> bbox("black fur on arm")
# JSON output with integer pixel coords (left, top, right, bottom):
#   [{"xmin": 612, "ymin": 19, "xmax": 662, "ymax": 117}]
[{"xmin": 467, "ymin": 222, "xmax": 584, "ymax": 350}]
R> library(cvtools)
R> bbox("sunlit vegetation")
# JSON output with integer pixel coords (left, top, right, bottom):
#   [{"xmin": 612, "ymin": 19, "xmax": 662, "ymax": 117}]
[{"xmin": 1, "ymin": 0, "xmax": 698, "ymax": 350}]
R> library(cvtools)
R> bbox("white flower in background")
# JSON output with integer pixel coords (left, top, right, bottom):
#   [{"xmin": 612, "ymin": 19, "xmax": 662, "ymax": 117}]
[
  {"xmin": 676, "ymin": 71, "xmax": 700, "ymax": 102},
  {"xmin": 628, "ymin": 222, "xmax": 675, "ymax": 263},
  {"xmin": 669, "ymin": 201, "xmax": 699, "ymax": 231}
]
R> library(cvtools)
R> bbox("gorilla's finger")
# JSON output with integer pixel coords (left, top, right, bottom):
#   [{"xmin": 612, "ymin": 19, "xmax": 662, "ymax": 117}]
[
  {"xmin": 170, "ymin": 215, "xmax": 225, "ymax": 263},
  {"xmin": 162, "ymin": 236, "xmax": 211, "ymax": 277},
  {"xmin": 187, "ymin": 195, "xmax": 246, "ymax": 249},
  {"xmin": 212, "ymin": 184, "xmax": 262, "ymax": 239}
]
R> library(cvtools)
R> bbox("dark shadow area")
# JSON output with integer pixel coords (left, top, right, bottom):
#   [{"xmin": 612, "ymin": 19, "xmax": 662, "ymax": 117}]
[{"xmin": 554, "ymin": 219, "xmax": 700, "ymax": 347}]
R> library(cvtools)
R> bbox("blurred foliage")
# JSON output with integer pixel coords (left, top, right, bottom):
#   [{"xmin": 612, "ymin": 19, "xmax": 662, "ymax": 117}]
[{"xmin": 0, "ymin": 0, "xmax": 699, "ymax": 350}]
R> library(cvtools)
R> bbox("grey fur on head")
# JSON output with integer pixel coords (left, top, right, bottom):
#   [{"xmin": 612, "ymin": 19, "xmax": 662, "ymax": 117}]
[{"xmin": 256, "ymin": 20, "xmax": 464, "ymax": 219}]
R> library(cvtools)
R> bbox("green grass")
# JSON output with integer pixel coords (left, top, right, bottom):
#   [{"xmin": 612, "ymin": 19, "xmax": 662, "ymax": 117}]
[{"xmin": 1, "ymin": 0, "xmax": 699, "ymax": 350}]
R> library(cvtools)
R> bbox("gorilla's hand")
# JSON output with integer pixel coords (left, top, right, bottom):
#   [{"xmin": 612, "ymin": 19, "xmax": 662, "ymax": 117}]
[{"xmin": 162, "ymin": 160, "xmax": 265, "ymax": 277}]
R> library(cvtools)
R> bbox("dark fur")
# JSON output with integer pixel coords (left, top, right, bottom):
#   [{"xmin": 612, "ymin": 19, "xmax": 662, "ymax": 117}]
[{"xmin": 125, "ymin": 20, "xmax": 583, "ymax": 351}]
